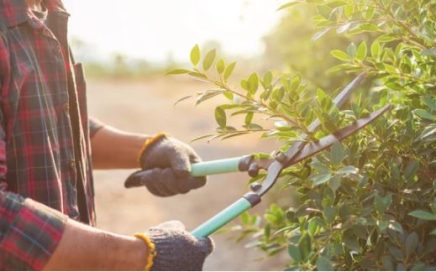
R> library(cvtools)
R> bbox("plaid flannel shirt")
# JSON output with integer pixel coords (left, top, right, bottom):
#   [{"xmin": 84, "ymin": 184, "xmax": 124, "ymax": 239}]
[{"xmin": 0, "ymin": 0, "xmax": 103, "ymax": 269}]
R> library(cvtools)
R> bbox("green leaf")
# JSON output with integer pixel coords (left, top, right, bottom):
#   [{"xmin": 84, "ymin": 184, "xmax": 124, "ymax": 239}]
[
  {"xmin": 224, "ymin": 62, "xmax": 236, "ymax": 81},
  {"xmin": 223, "ymin": 91, "xmax": 233, "ymax": 100},
  {"xmin": 190, "ymin": 44, "xmax": 200, "ymax": 66},
  {"xmin": 404, "ymin": 160, "xmax": 419, "ymax": 181},
  {"xmin": 166, "ymin": 68, "xmax": 191, "ymax": 75},
  {"xmin": 215, "ymin": 107, "xmax": 226, "ymax": 128},
  {"xmin": 388, "ymin": 220, "xmax": 404, "ymax": 233},
  {"xmin": 330, "ymin": 142, "xmax": 346, "ymax": 164},
  {"xmin": 203, "ymin": 49, "xmax": 216, "ymax": 71},
  {"xmin": 347, "ymin": 42, "xmax": 357, "ymax": 57},
  {"xmin": 173, "ymin": 95, "xmax": 192, "ymax": 106},
  {"xmin": 188, "ymin": 72, "xmax": 207, "ymax": 79},
  {"xmin": 216, "ymin": 59, "xmax": 225, "ymax": 74},
  {"xmin": 371, "ymin": 41, "xmax": 381, "ymax": 59},
  {"xmin": 414, "ymin": 109, "xmax": 436, "ymax": 121},
  {"xmin": 298, "ymin": 233, "xmax": 312, "ymax": 261},
  {"xmin": 328, "ymin": 176, "xmax": 341, "ymax": 193},
  {"xmin": 376, "ymin": 34, "xmax": 398, "ymax": 43},
  {"xmin": 356, "ymin": 41, "xmax": 367, "ymax": 61},
  {"xmin": 316, "ymin": 256, "xmax": 333, "ymax": 271},
  {"xmin": 374, "ymin": 194, "xmax": 392, "ymax": 213},
  {"xmin": 311, "ymin": 173, "xmax": 333, "ymax": 186},
  {"xmin": 408, "ymin": 210, "xmax": 436, "ymax": 221},
  {"xmin": 382, "ymin": 255, "xmax": 394, "ymax": 270},
  {"xmin": 245, "ymin": 112, "xmax": 254, "ymax": 126},
  {"xmin": 337, "ymin": 165, "xmax": 359, "ymax": 175},
  {"xmin": 247, "ymin": 73, "xmax": 259, "ymax": 95},
  {"xmin": 405, "ymin": 232, "xmax": 419, "ymax": 257},
  {"xmin": 330, "ymin": 50, "xmax": 351, "ymax": 61},
  {"xmin": 288, "ymin": 245, "xmax": 302, "ymax": 262},
  {"xmin": 308, "ymin": 217, "xmax": 322, "ymax": 236},
  {"xmin": 323, "ymin": 207, "xmax": 336, "ymax": 223},
  {"xmin": 343, "ymin": 231, "xmax": 361, "ymax": 252},
  {"xmin": 196, "ymin": 90, "xmax": 223, "ymax": 105},
  {"xmin": 263, "ymin": 71, "xmax": 273, "ymax": 88}
]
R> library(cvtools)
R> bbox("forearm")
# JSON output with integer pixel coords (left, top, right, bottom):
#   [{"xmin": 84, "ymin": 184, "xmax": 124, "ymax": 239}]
[
  {"xmin": 44, "ymin": 217, "xmax": 148, "ymax": 270},
  {"xmin": 91, "ymin": 126, "xmax": 149, "ymax": 169}
]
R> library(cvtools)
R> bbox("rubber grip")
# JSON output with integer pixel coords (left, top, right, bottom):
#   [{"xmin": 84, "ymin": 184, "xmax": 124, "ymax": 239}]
[
  {"xmin": 191, "ymin": 197, "xmax": 252, "ymax": 238},
  {"xmin": 190, "ymin": 157, "xmax": 243, "ymax": 177}
]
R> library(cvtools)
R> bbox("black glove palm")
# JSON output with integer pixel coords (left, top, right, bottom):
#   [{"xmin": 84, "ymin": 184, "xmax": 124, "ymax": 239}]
[{"xmin": 125, "ymin": 135, "xmax": 206, "ymax": 197}]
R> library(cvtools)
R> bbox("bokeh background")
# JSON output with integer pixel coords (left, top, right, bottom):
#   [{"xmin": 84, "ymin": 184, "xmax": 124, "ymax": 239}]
[{"xmin": 63, "ymin": 0, "xmax": 349, "ymax": 269}]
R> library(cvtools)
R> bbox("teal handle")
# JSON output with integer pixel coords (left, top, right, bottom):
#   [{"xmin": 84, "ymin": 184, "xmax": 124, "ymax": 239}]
[
  {"xmin": 190, "ymin": 156, "xmax": 243, "ymax": 177},
  {"xmin": 191, "ymin": 197, "xmax": 252, "ymax": 238}
]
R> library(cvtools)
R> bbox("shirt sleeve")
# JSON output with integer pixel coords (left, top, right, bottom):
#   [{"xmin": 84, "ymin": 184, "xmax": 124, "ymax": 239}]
[
  {"xmin": 0, "ymin": 192, "xmax": 67, "ymax": 270},
  {"xmin": 89, "ymin": 117, "xmax": 104, "ymax": 138},
  {"xmin": 0, "ymin": 29, "xmax": 67, "ymax": 271}
]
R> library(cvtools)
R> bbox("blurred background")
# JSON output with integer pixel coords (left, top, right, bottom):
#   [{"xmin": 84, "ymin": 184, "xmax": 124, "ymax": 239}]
[{"xmin": 64, "ymin": 0, "xmax": 349, "ymax": 269}]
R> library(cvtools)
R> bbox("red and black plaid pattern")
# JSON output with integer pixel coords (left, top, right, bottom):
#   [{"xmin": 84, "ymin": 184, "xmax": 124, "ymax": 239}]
[
  {"xmin": 0, "ymin": 0, "xmax": 102, "ymax": 269},
  {"xmin": 0, "ymin": 191, "xmax": 67, "ymax": 270}
]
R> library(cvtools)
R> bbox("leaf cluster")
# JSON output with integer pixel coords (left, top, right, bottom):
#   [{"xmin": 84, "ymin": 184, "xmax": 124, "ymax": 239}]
[{"xmin": 169, "ymin": 0, "xmax": 436, "ymax": 270}]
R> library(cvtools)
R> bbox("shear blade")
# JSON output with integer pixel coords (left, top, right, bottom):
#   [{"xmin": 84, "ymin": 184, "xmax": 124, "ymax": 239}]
[{"xmin": 256, "ymin": 104, "xmax": 391, "ymax": 171}]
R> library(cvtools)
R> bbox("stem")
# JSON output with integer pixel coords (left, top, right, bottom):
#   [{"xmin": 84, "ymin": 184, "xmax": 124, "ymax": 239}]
[{"xmin": 373, "ymin": 0, "xmax": 430, "ymax": 49}]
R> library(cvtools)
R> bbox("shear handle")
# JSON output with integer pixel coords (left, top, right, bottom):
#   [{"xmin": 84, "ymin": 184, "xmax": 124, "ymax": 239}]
[{"xmin": 190, "ymin": 155, "xmax": 253, "ymax": 177}]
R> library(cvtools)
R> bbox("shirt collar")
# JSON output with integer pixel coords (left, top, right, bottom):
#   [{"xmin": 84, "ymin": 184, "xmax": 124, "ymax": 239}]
[{"xmin": 0, "ymin": 0, "xmax": 69, "ymax": 28}]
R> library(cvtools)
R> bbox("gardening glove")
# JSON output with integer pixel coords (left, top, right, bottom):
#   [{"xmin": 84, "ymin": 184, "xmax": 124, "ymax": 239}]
[
  {"xmin": 140, "ymin": 220, "xmax": 214, "ymax": 271},
  {"xmin": 124, "ymin": 133, "xmax": 206, "ymax": 196}
]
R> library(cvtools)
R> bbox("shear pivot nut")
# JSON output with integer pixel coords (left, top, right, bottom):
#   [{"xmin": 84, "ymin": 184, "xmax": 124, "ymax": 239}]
[
  {"xmin": 250, "ymin": 183, "xmax": 262, "ymax": 192},
  {"xmin": 273, "ymin": 151, "xmax": 287, "ymax": 163}
]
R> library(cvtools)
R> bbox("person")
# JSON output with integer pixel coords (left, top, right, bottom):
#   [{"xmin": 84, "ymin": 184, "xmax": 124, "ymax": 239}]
[{"xmin": 0, "ymin": 0, "xmax": 213, "ymax": 270}]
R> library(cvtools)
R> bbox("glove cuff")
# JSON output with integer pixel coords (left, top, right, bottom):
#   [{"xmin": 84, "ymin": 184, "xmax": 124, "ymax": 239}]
[
  {"xmin": 134, "ymin": 233, "xmax": 157, "ymax": 271},
  {"xmin": 146, "ymin": 229, "xmax": 181, "ymax": 271},
  {"xmin": 137, "ymin": 133, "xmax": 167, "ymax": 168}
]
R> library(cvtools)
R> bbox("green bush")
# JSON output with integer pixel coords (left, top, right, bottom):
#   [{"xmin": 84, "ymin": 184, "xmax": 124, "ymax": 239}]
[{"xmin": 171, "ymin": 0, "xmax": 435, "ymax": 270}]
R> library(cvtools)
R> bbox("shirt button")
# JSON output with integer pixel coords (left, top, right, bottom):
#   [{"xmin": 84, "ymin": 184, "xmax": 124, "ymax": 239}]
[
  {"xmin": 69, "ymin": 159, "xmax": 76, "ymax": 170},
  {"xmin": 63, "ymin": 103, "xmax": 70, "ymax": 113}
]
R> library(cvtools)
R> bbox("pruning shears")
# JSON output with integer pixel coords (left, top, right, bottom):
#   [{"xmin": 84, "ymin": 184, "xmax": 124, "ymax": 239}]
[{"xmin": 188, "ymin": 73, "xmax": 391, "ymax": 238}]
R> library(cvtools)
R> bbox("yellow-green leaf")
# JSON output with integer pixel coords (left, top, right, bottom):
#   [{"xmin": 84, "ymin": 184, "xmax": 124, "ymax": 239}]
[
  {"xmin": 356, "ymin": 41, "xmax": 367, "ymax": 61},
  {"xmin": 331, "ymin": 50, "xmax": 351, "ymax": 61},
  {"xmin": 203, "ymin": 49, "xmax": 216, "ymax": 71},
  {"xmin": 190, "ymin": 44, "xmax": 200, "ymax": 66},
  {"xmin": 224, "ymin": 62, "xmax": 236, "ymax": 81},
  {"xmin": 216, "ymin": 59, "xmax": 225, "ymax": 74},
  {"xmin": 215, "ymin": 107, "xmax": 226, "ymax": 128}
]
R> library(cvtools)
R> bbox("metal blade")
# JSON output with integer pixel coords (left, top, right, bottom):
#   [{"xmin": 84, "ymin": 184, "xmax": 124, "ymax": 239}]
[
  {"xmin": 284, "ymin": 104, "xmax": 391, "ymax": 167},
  {"xmin": 255, "ymin": 104, "xmax": 391, "ymax": 196},
  {"xmin": 307, "ymin": 73, "xmax": 366, "ymax": 132},
  {"xmin": 276, "ymin": 73, "xmax": 366, "ymax": 167}
]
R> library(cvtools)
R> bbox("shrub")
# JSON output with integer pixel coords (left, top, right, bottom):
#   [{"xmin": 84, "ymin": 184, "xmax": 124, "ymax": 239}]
[{"xmin": 171, "ymin": 0, "xmax": 435, "ymax": 270}]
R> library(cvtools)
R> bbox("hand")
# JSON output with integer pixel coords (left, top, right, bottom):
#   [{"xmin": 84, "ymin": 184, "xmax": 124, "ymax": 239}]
[
  {"xmin": 145, "ymin": 221, "xmax": 213, "ymax": 271},
  {"xmin": 125, "ymin": 135, "xmax": 206, "ymax": 196}
]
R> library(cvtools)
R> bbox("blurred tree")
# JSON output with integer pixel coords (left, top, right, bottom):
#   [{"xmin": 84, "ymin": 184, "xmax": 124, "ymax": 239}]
[{"xmin": 262, "ymin": 5, "xmax": 350, "ymax": 90}]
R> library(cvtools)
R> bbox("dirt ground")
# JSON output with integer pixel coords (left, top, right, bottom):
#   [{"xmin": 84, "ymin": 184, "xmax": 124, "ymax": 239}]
[{"xmin": 87, "ymin": 76, "xmax": 287, "ymax": 270}]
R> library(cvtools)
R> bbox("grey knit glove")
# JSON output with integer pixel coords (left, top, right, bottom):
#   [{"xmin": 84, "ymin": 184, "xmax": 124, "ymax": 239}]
[
  {"xmin": 146, "ymin": 221, "xmax": 214, "ymax": 271},
  {"xmin": 125, "ymin": 134, "xmax": 206, "ymax": 197}
]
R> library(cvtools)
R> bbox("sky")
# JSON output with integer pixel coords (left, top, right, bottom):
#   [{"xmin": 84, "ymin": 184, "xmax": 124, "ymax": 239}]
[{"xmin": 63, "ymin": 0, "xmax": 285, "ymax": 63}]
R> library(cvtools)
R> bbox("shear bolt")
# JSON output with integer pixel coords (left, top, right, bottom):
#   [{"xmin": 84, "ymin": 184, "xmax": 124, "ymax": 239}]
[
  {"xmin": 248, "ymin": 163, "xmax": 259, "ymax": 177},
  {"xmin": 250, "ymin": 183, "xmax": 262, "ymax": 192},
  {"xmin": 274, "ymin": 151, "xmax": 287, "ymax": 163}
]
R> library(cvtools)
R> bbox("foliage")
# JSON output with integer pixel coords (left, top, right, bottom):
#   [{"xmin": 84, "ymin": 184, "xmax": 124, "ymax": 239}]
[
  {"xmin": 170, "ymin": 0, "xmax": 436, "ymax": 270},
  {"xmin": 262, "ymin": 4, "xmax": 351, "ymax": 90}
]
